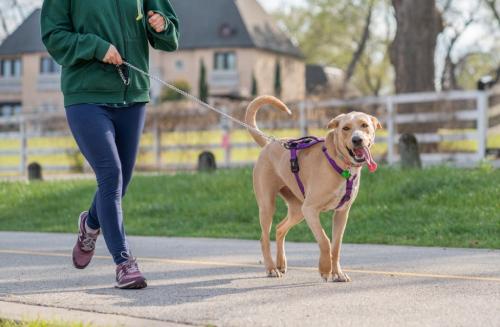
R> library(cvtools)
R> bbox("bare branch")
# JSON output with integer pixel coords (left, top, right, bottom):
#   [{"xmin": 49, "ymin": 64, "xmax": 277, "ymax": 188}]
[
  {"xmin": 440, "ymin": 0, "xmax": 484, "ymax": 89},
  {"xmin": 342, "ymin": 0, "xmax": 375, "ymax": 94},
  {"xmin": 486, "ymin": 0, "xmax": 500, "ymax": 24}
]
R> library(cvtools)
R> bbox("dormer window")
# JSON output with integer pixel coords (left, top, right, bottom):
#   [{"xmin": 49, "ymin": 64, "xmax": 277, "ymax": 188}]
[{"xmin": 219, "ymin": 23, "xmax": 236, "ymax": 38}]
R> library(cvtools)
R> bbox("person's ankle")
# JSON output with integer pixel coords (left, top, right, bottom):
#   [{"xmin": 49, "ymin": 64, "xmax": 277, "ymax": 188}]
[{"xmin": 85, "ymin": 222, "xmax": 99, "ymax": 234}]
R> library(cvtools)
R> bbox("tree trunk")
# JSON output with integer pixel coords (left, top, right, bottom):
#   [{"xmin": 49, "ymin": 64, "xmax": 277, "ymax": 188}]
[{"xmin": 390, "ymin": 0, "xmax": 443, "ymax": 94}]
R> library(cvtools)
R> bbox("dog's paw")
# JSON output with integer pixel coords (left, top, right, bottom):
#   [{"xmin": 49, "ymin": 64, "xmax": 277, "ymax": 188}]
[
  {"xmin": 320, "ymin": 272, "xmax": 331, "ymax": 282},
  {"xmin": 277, "ymin": 266, "xmax": 287, "ymax": 274},
  {"xmin": 332, "ymin": 271, "xmax": 351, "ymax": 283},
  {"xmin": 267, "ymin": 268, "xmax": 283, "ymax": 278}
]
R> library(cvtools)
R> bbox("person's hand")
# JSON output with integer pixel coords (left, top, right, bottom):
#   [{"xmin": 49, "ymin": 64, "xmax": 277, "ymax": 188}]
[
  {"xmin": 148, "ymin": 11, "xmax": 166, "ymax": 33},
  {"xmin": 102, "ymin": 45, "xmax": 123, "ymax": 65}
]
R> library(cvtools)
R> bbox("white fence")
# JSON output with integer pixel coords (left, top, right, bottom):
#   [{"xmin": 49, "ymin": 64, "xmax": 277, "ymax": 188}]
[
  {"xmin": 299, "ymin": 90, "xmax": 498, "ymax": 166},
  {"xmin": 0, "ymin": 89, "xmax": 499, "ymax": 177}
]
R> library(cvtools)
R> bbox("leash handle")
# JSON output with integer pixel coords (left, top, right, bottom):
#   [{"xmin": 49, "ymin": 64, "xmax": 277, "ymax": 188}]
[{"xmin": 116, "ymin": 61, "xmax": 131, "ymax": 86}]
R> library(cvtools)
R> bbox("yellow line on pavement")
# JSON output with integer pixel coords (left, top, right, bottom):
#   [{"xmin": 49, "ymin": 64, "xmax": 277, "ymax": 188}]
[{"xmin": 1, "ymin": 248, "xmax": 499, "ymax": 283}]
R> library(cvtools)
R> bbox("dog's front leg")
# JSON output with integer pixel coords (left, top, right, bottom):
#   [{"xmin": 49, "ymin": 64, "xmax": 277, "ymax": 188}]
[
  {"xmin": 303, "ymin": 205, "xmax": 332, "ymax": 281},
  {"xmin": 331, "ymin": 208, "xmax": 351, "ymax": 282}
]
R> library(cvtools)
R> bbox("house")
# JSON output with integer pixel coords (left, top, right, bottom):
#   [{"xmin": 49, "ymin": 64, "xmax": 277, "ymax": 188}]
[
  {"xmin": 306, "ymin": 64, "xmax": 361, "ymax": 99},
  {"xmin": 0, "ymin": 0, "xmax": 305, "ymax": 117}
]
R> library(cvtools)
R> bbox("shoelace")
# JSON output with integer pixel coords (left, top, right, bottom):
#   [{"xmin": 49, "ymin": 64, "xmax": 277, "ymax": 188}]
[
  {"xmin": 119, "ymin": 251, "xmax": 140, "ymax": 274},
  {"xmin": 80, "ymin": 232, "xmax": 97, "ymax": 252}
]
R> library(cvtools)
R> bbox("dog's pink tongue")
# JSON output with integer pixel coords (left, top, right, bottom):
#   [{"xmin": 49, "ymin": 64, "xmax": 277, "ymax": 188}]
[{"xmin": 362, "ymin": 147, "xmax": 378, "ymax": 172}]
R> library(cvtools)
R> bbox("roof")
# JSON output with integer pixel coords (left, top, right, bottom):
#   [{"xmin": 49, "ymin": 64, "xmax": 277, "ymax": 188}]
[
  {"xmin": 0, "ymin": 0, "xmax": 302, "ymax": 58},
  {"xmin": 0, "ymin": 9, "xmax": 45, "ymax": 56}
]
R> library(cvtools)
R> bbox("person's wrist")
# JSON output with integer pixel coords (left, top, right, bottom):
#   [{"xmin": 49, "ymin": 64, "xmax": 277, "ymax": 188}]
[{"xmin": 163, "ymin": 16, "xmax": 170, "ymax": 32}]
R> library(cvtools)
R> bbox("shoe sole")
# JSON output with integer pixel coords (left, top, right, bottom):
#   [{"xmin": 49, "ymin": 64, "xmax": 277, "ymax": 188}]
[
  {"xmin": 115, "ymin": 279, "xmax": 148, "ymax": 289},
  {"xmin": 72, "ymin": 257, "xmax": 89, "ymax": 270}
]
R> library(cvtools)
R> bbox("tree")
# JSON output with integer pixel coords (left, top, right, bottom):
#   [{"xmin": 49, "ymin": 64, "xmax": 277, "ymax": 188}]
[
  {"xmin": 343, "ymin": 0, "xmax": 375, "ymax": 91},
  {"xmin": 439, "ymin": 0, "xmax": 484, "ymax": 90},
  {"xmin": 274, "ymin": 60, "xmax": 282, "ymax": 97},
  {"xmin": 390, "ymin": 0, "xmax": 443, "ymax": 93},
  {"xmin": 160, "ymin": 80, "xmax": 191, "ymax": 102},
  {"xmin": 274, "ymin": 0, "xmax": 395, "ymax": 97},
  {"xmin": 251, "ymin": 72, "xmax": 258, "ymax": 97},
  {"xmin": 198, "ymin": 59, "xmax": 209, "ymax": 103},
  {"xmin": 0, "ymin": 0, "xmax": 28, "ymax": 42}
]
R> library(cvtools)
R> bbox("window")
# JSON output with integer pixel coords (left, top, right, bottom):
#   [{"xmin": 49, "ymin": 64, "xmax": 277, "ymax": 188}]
[
  {"xmin": 175, "ymin": 60, "xmax": 184, "ymax": 71},
  {"xmin": 214, "ymin": 52, "xmax": 236, "ymax": 71},
  {"xmin": 40, "ymin": 57, "xmax": 61, "ymax": 75},
  {"xmin": 0, "ymin": 58, "xmax": 22, "ymax": 78},
  {"xmin": 0, "ymin": 103, "xmax": 21, "ymax": 117}
]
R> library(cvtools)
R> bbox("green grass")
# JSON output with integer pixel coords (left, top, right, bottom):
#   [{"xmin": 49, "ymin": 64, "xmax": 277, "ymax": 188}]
[
  {"xmin": 0, "ymin": 167, "xmax": 499, "ymax": 249},
  {"xmin": 0, "ymin": 319, "xmax": 90, "ymax": 327}
]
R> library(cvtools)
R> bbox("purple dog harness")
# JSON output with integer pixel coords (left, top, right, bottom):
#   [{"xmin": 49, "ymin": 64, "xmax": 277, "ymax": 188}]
[{"xmin": 285, "ymin": 136, "xmax": 358, "ymax": 210}]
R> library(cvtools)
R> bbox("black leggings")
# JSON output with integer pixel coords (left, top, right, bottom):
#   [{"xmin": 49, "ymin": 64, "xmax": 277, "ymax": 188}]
[{"xmin": 65, "ymin": 103, "xmax": 146, "ymax": 264}]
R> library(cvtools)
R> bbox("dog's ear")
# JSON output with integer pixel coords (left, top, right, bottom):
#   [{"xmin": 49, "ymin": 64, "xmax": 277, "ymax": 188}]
[
  {"xmin": 327, "ymin": 114, "xmax": 346, "ymax": 130},
  {"xmin": 370, "ymin": 115, "xmax": 382, "ymax": 130}
]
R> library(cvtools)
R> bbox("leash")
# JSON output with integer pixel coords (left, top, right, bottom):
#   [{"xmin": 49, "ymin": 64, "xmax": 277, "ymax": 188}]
[{"xmin": 117, "ymin": 61, "xmax": 284, "ymax": 146}]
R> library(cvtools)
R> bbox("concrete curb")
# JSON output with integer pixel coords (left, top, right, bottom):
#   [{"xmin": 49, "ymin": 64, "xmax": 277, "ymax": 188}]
[{"xmin": 0, "ymin": 301, "xmax": 189, "ymax": 327}]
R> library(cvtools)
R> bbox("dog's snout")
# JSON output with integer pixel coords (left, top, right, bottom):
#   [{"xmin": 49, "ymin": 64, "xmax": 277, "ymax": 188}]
[{"xmin": 352, "ymin": 136, "xmax": 363, "ymax": 147}]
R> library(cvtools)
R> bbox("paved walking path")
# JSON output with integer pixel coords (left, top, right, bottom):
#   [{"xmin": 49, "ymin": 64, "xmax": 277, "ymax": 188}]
[{"xmin": 0, "ymin": 232, "xmax": 499, "ymax": 326}]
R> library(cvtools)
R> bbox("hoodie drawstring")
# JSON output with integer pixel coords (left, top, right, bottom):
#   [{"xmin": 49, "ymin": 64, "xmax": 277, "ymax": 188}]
[{"xmin": 136, "ymin": 0, "xmax": 144, "ymax": 21}]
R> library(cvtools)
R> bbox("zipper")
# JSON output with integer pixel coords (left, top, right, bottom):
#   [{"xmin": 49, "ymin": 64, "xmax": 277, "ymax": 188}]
[{"xmin": 115, "ymin": 0, "xmax": 129, "ymax": 104}]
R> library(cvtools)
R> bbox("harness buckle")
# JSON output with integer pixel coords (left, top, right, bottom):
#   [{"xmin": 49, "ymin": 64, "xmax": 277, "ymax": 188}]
[
  {"xmin": 290, "ymin": 158, "xmax": 300, "ymax": 173},
  {"xmin": 284, "ymin": 142, "xmax": 297, "ymax": 150}
]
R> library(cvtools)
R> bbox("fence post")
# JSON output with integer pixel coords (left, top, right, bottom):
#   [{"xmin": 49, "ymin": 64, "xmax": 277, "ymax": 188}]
[
  {"xmin": 386, "ymin": 97, "xmax": 396, "ymax": 165},
  {"xmin": 299, "ymin": 100, "xmax": 308, "ymax": 137},
  {"xmin": 19, "ymin": 115, "xmax": 27, "ymax": 176},
  {"xmin": 477, "ymin": 91, "xmax": 489, "ymax": 161},
  {"xmin": 221, "ymin": 106, "xmax": 231, "ymax": 168}
]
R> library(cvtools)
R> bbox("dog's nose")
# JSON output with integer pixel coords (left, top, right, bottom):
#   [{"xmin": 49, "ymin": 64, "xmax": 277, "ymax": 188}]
[{"xmin": 352, "ymin": 136, "xmax": 363, "ymax": 147}]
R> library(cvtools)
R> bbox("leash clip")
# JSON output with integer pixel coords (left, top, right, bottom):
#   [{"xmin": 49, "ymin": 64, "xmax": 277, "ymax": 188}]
[{"xmin": 116, "ymin": 61, "xmax": 131, "ymax": 86}]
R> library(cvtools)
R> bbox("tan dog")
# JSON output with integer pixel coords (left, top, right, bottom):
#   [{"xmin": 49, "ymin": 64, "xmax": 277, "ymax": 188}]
[{"xmin": 245, "ymin": 95, "xmax": 381, "ymax": 282}]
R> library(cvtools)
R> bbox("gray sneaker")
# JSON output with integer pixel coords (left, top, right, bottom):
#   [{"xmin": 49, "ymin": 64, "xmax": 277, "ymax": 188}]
[
  {"xmin": 115, "ymin": 252, "xmax": 147, "ymax": 289},
  {"xmin": 72, "ymin": 211, "xmax": 99, "ymax": 269}
]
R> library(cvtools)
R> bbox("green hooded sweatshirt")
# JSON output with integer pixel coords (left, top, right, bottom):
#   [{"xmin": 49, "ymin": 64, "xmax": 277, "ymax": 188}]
[{"xmin": 41, "ymin": 0, "xmax": 179, "ymax": 107}]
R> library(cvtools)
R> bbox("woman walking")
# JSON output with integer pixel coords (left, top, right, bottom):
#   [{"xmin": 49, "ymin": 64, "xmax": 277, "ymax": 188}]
[{"xmin": 41, "ymin": 0, "xmax": 179, "ymax": 289}]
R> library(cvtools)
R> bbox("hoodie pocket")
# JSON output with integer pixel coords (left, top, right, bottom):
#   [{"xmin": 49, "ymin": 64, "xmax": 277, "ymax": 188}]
[{"xmin": 78, "ymin": 61, "xmax": 123, "ymax": 92}]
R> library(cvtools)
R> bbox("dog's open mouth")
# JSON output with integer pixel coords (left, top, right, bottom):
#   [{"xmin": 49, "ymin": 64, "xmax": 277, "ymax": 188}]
[{"xmin": 347, "ymin": 146, "xmax": 378, "ymax": 172}]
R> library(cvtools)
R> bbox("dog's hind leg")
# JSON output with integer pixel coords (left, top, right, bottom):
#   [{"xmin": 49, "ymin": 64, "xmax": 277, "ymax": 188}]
[
  {"xmin": 258, "ymin": 197, "xmax": 281, "ymax": 278},
  {"xmin": 276, "ymin": 187, "xmax": 303, "ymax": 274},
  {"xmin": 254, "ymin": 173, "xmax": 282, "ymax": 277}
]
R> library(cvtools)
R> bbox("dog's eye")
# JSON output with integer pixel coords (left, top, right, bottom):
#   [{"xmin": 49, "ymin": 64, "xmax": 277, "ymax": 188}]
[
  {"xmin": 342, "ymin": 126, "xmax": 350, "ymax": 131},
  {"xmin": 362, "ymin": 123, "xmax": 369, "ymax": 128}
]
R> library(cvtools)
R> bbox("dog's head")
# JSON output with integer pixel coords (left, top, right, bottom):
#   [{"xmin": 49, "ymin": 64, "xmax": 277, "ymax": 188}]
[{"xmin": 327, "ymin": 112, "xmax": 382, "ymax": 172}]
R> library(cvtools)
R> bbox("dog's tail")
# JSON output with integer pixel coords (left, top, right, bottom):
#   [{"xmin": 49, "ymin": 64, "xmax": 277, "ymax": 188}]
[{"xmin": 245, "ymin": 95, "xmax": 292, "ymax": 147}]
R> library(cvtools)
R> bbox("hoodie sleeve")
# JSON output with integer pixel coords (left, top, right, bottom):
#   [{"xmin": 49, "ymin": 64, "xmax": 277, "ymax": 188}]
[
  {"xmin": 41, "ymin": 0, "xmax": 110, "ymax": 66},
  {"xmin": 143, "ymin": 0, "xmax": 180, "ymax": 51}
]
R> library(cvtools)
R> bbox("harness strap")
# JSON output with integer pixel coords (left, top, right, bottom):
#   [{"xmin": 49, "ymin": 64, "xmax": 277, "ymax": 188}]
[
  {"xmin": 287, "ymin": 138, "xmax": 357, "ymax": 210},
  {"xmin": 290, "ymin": 148, "xmax": 305, "ymax": 195}
]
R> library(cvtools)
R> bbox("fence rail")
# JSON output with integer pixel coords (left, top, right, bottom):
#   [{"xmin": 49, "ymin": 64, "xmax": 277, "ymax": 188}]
[{"xmin": 1, "ymin": 89, "xmax": 500, "ymax": 177}]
